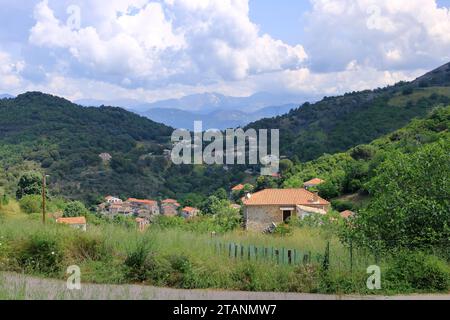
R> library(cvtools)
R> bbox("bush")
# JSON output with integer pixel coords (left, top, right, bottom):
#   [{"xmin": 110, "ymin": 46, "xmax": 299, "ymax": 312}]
[
  {"xmin": 15, "ymin": 235, "xmax": 63, "ymax": 275},
  {"xmin": 19, "ymin": 195, "xmax": 42, "ymax": 214},
  {"xmin": 63, "ymin": 201, "xmax": 88, "ymax": 217},
  {"xmin": 68, "ymin": 233, "xmax": 111, "ymax": 262},
  {"xmin": 331, "ymin": 199, "xmax": 354, "ymax": 212},
  {"xmin": 385, "ymin": 251, "xmax": 450, "ymax": 292}
]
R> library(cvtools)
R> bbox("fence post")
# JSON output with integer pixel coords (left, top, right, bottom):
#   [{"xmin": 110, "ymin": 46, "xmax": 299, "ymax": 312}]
[{"xmin": 350, "ymin": 239, "xmax": 353, "ymax": 273}]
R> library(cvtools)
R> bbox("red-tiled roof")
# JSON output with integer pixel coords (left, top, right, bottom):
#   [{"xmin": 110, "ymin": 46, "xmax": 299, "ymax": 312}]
[
  {"xmin": 182, "ymin": 207, "xmax": 199, "ymax": 213},
  {"xmin": 56, "ymin": 217, "xmax": 86, "ymax": 225},
  {"xmin": 340, "ymin": 210, "xmax": 355, "ymax": 219},
  {"xmin": 162, "ymin": 199, "xmax": 180, "ymax": 206},
  {"xmin": 232, "ymin": 184, "xmax": 245, "ymax": 191},
  {"xmin": 127, "ymin": 198, "xmax": 157, "ymax": 205},
  {"xmin": 242, "ymin": 189, "xmax": 330, "ymax": 206},
  {"xmin": 303, "ymin": 178, "xmax": 325, "ymax": 186}
]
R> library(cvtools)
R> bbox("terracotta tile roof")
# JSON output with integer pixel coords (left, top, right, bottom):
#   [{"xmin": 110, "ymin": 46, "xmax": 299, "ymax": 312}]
[
  {"xmin": 242, "ymin": 189, "xmax": 330, "ymax": 206},
  {"xmin": 232, "ymin": 184, "xmax": 245, "ymax": 191},
  {"xmin": 182, "ymin": 207, "xmax": 199, "ymax": 213},
  {"xmin": 340, "ymin": 210, "xmax": 355, "ymax": 219},
  {"xmin": 162, "ymin": 199, "xmax": 180, "ymax": 206},
  {"xmin": 303, "ymin": 178, "xmax": 325, "ymax": 186},
  {"xmin": 127, "ymin": 198, "xmax": 157, "ymax": 205},
  {"xmin": 56, "ymin": 217, "xmax": 86, "ymax": 225}
]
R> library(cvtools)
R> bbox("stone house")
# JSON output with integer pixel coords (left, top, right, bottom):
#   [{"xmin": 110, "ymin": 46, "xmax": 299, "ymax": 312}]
[
  {"xmin": 181, "ymin": 207, "xmax": 200, "ymax": 219},
  {"xmin": 161, "ymin": 199, "xmax": 180, "ymax": 217},
  {"xmin": 56, "ymin": 217, "xmax": 87, "ymax": 232},
  {"xmin": 242, "ymin": 188, "xmax": 331, "ymax": 232},
  {"xmin": 303, "ymin": 178, "xmax": 325, "ymax": 190},
  {"xmin": 127, "ymin": 198, "xmax": 160, "ymax": 219}
]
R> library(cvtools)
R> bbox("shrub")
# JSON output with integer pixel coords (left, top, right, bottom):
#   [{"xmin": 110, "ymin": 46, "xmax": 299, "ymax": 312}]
[
  {"xmin": 19, "ymin": 195, "xmax": 42, "ymax": 214},
  {"xmin": 385, "ymin": 251, "xmax": 450, "ymax": 292},
  {"xmin": 63, "ymin": 201, "xmax": 87, "ymax": 217},
  {"xmin": 15, "ymin": 235, "xmax": 63, "ymax": 275},
  {"xmin": 68, "ymin": 233, "xmax": 111, "ymax": 262},
  {"xmin": 232, "ymin": 263, "xmax": 260, "ymax": 291},
  {"xmin": 331, "ymin": 199, "xmax": 354, "ymax": 212},
  {"xmin": 273, "ymin": 223, "xmax": 293, "ymax": 236},
  {"xmin": 166, "ymin": 254, "xmax": 197, "ymax": 288}
]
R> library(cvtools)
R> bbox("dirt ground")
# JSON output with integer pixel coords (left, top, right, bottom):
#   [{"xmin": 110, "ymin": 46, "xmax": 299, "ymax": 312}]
[{"xmin": 1, "ymin": 272, "xmax": 449, "ymax": 300}]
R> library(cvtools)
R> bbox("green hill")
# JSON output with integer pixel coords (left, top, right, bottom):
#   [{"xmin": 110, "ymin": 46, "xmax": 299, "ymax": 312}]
[
  {"xmin": 281, "ymin": 105, "xmax": 450, "ymax": 204},
  {"xmin": 1, "ymin": 63, "xmax": 449, "ymax": 205},
  {"xmin": 247, "ymin": 62, "xmax": 450, "ymax": 162}
]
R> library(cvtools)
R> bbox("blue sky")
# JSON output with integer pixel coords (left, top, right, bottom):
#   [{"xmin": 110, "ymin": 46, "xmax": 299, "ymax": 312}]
[{"xmin": 0, "ymin": 0, "xmax": 450, "ymax": 104}]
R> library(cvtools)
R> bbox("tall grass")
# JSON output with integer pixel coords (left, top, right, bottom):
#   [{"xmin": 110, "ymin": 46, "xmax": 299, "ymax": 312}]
[{"xmin": 0, "ymin": 216, "xmax": 448, "ymax": 295}]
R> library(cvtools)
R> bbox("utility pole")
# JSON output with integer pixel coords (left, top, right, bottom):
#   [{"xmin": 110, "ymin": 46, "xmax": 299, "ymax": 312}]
[{"xmin": 42, "ymin": 174, "xmax": 47, "ymax": 224}]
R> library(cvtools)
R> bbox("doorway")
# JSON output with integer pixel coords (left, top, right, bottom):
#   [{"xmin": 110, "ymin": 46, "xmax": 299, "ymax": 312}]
[{"xmin": 282, "ymin": 210, "xmax": 292, "ymax": 222}]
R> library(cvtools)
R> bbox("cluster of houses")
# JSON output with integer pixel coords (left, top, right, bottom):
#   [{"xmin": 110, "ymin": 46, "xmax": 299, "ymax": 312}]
[
  {"xmin": 98, "ymin": 196, "xmax": 201, "ymax": 229},
  {"xmin": 54, "ymin": 177, "xmax": 355, "ymax": 234}
]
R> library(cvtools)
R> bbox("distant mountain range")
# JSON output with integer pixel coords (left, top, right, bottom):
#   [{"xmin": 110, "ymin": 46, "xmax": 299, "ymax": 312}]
[
  {"xmin": 76, "ymin": 92, "xmax": 317, "ymax": 129},
  {"xmin": 0, "ymin": 94, "xmax": 14, "ymax": 99}
]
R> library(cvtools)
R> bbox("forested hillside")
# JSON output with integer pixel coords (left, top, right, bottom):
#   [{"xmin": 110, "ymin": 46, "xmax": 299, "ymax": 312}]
[
  {"xmin": 1, "ymin": 63, "xmax": 449, "ymax": 205},
  {"xmin": 247, "ymin": 62, "xmax": 450, "ymax": 161}
]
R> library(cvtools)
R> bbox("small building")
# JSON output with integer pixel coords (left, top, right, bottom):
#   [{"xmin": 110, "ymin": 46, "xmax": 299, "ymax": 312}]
[
  {"xmin": 105, "ymin": 196, "xmax": 122, "ymax": 204},
  {"xmin": 161, "ymin": 199, "xmax": 180, "ymax": 217},
  {"xmin": 99, "ymin": 153, "xmax": 112, "ymax": 162},
  {"xmin": 56, "ymin": 217, "xmax": 87, "ymax": 232},
  {"xmin": 181, "ymin": 207, "xmax": 200, "ymax": 219},
  {"xmin": 231, "ymin": 184, "xmax": 245, "ymax": 192},
  {"xmin": 242, "ymin": 188, "xmax": 331, "ymax": 232},
  {"xmin": 303, "ymin": 178, "xmax": 325, "ymax": 190},
  {"xmin": 127, "ymin": 198, "xmax": 160, "ymax": 219},
  {"xmin": 340, "ymin": 210, "xmax": 355, "ymax": 219},
  {"xmin": 136, "ymin": 217, "xmax": 150, "ymax": 232}
]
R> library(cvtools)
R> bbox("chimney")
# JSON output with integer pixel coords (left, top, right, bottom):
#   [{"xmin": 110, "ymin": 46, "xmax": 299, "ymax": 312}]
[
  {"xmin": 246, "ymin": 193, "xmax": 252, "ymax": 200},
  {"xmin": 312, "ymin": 192, "xmax": 319, "ymax": 203}
]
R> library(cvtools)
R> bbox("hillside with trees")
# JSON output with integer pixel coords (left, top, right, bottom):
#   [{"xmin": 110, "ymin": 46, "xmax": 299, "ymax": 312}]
[{"xmin": 247, "ymin": 62, "xmax": 450, "ymax": 161}]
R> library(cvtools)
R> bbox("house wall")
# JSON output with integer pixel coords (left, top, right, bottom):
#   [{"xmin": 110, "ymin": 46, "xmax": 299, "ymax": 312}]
[
  {"xmin": 162, "ymin": 204, "xmax": 179, "ymax": 217},
  {"xmin": 244, "ymin": 205, "xmax": 283, "ymax": 232}
]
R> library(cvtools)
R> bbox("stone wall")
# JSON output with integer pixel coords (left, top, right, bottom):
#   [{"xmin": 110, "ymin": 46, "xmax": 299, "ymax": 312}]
[{"xmin": 244, "ymin": 205, "xmax": 283, "ymax": 232}]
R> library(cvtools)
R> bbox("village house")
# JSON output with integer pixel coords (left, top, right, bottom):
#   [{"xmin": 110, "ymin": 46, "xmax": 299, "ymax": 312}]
[
  {"xmin": 56, "ymin": 216, "xmax": 87, "ymax": 232},
  {"xmin": 127, "ymin": 198, "xmax": 160, "ymax": 219},
  {"xmin": 242, "ymin": 188, "xmax": 331, "ymax": 232},
  {"xmin": 181, "ymin": 207, "xmax": 200, "ymax": 219},
  {"xmin": 303, "ymin": 178, "xmax": 325, "ymax": 190},
  {"xmin": 105, "ymin": 196, "xmax": 122, "ymax": 204},
  {"xmin": 99, "ymin": 153, "xmax": 112, "ymax": 162},
  {"xmin": 340, "ymin": 210, "xmax": 355, "ymax": 219},
  {"xmin": 136, "ymin": 217, "xmax": 150, "ymax": 232},
  {"xmin": 231, "ymin": 184, "xmax": 245, "ymax": 192},
  {"xmin": 161, "ymin": 199, "xmax": 180, "ymax": 217}
]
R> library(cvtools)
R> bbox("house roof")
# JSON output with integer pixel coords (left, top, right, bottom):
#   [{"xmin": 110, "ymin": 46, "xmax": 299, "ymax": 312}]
[
  {"xmin": 340, "ymin": 210, "xmax": 355, "ymax": 219},
  {"xmin": 297, "ymin": 205, "xmax": 327, "ymax": 215},
  {"xmin": 242, "ymin": 189, "xmax": 330, "ymax": 206},
  {"xmin": 231, "ymin": 184, "xmax": 245, "ymax": 191},
  {"xmin": 162, "ymin": 199, "xmax": 180, "ymax": 206},
  {"xmin": 127, "ymin": 198, "xmax": 157, "ymax": 205},
  {"xmin": 303, "ymin": 178, "xmax": 325, "ymax": 186},
  {"xmin": 182, "ymin": 207, "xmax": 199, "ymax": 212},
  {"xmin": 56, "ymin": 217, "xmax": 86, "ymax": 225}
]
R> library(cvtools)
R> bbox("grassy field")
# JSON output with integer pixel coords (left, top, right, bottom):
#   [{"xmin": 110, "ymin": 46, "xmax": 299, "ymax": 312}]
[
  {"xmin": 0, "ymin": 201, "xmax": 449, "ymax": 296},
  {"xmin": 388, "ymin": 86, "xmax": 450, "ymax": 107}
]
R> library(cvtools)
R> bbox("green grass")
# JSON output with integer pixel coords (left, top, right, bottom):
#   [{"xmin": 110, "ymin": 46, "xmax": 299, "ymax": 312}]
[
  {"xmin": 388, "ymin": 86, "xmax": 450, "ymax": 107},
  {"xmin": 0, "ymin": 213, "xmax": 448, "ymax": 295}
]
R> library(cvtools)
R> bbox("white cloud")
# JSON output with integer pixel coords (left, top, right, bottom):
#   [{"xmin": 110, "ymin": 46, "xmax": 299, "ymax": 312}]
[
  {"xmin": 28, "ymin": 0, "xmax": 307, "ymax": 88},
  {"xmin": 0, "ymin": 51, "xmax": 25, "ymax": 90},
  {"xmin": 304, "ymin": 0, "xmax": 450, "ymax": 72}
]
